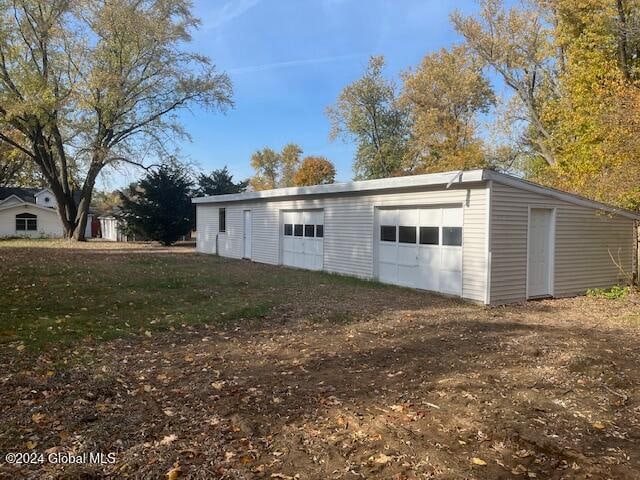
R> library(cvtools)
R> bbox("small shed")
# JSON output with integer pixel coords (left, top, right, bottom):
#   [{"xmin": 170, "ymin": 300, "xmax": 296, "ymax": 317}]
[{"xmin": 192, "ymin": 169, "xmax": 639, "ymax": 305}]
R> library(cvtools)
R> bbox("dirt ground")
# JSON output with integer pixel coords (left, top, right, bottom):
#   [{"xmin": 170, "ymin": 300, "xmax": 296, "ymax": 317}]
[{"xmin": 1, "ymin": 242, "xmax": 640, "ymax": 479}]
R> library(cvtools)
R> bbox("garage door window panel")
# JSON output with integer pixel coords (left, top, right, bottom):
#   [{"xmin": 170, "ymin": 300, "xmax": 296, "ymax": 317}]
[
  {"xmin": 398, "ymin": 226, "xmax": 417, "ymax": 244},
  {"xmin": 294, "ymin": 224, "xmax": 303, "ymax": 236},
  {"xmin": 304, "ymin": 224, "xmax": 315, "ymax": 237},
  {"xmin": 419, "ymin": 226, "xmax": 439, "ymax": 245},
  {"xmin": 380, "ymin": 225, "xmax": 396, "ymax": 242},
  {"xmin": 315, "ymin": 225, "xmax": 323, "ymax": 237},
  {"xmin": 442, "ymin": 227, "xmax": 462, "ymax": 246},
  {"xmin": 284, "ymin": 224, "xmax": 293, "ymax": 236}
]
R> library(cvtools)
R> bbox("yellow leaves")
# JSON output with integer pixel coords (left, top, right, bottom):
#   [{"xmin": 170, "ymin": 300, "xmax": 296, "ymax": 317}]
[
  {"xmin": 210, "ymin": 381, "xmax": 225, "ymax": 391},
  {"xmin": 160, "ymin": 434, "xmax": 177, "ymax": 445},
  {"xmin": 26, "ymin": 440, "xmax": 38, "ymax": 449},
  {"xmin": 471, "ymin": 457, "xmax": 487, "ymax": 466},
  {"xmin": 166, "ymin": 463, "xmax": 181, "ymax": 480},
  {"xmin": 369, "ymin": 453, "xmax": 393, "ymax": 464},
  {"xmin": 592, "ymin": 421, "xmax": 606, "ymax": 430},
  {"xmin": 31, "ymin": 412, "xmax": 46, "ymax": 424}
]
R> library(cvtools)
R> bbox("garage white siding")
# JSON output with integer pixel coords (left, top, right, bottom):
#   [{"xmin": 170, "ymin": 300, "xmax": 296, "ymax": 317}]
[
  {"xmin": 489, "ymin": 182, "xmax": 635, "ymax": 305},
  {"xmin": 196, "ymin": 185, "xmax": 489, "ymax": 303}
]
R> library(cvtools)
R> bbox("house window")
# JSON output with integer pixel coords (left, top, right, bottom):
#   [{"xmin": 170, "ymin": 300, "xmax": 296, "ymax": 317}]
[
  {"xmin": 294, "ymin": 224, "xmax": 303, "ymax": 236},
  {"xmin": 419, "ymin": 227, "xmax": 439, "ymax": 245},
  {"xmin": 315, "ymin": 225, "xmax": 324, "ymax": 238},
  {"xmin": 304, "ymin": 224, "xmax": 315, "ymax": 237},
  {"xmin": 219, "ymin": 208, "xmax": 226, "ymax": 233},
  {"xmin": 398, "ymin": 226, "xmax": 417, "ymax": 244},
  {"xmin": 442, "ymin": 227, "xmax": 462, "ymax": 246},
  {"xmin": 284, "ymin": 224, "xmax": 293, "ymax": 236},
  {"xmin": 16, "ymin": 213, "xmax": 37, "ymax": 231},
  {"xmin": 380, "ymin": 225, "xmax": 396, "ymax": 242}
]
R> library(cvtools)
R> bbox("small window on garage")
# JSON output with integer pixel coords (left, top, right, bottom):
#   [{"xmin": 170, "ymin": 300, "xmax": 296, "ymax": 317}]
[
  {"xmin": 442, "ymin": 227, "xmax": 462, "ymax": 246},
  {"xmin": 304, "ymin": 224, "xmax": 315, "ymax": 237},
  {"xmin": 419, "ymin": 226, "xmax": 439, "ymax": 245},
  {"xmin": 284, "ymin": 224, "xmax": 293, "ymax": 236},
  {"xmin": 398, "ymin": 226, "xmax": 417, "ymax": 244},
  {"xmin": 315, "ymin": 225, "xmax": 324, "ymax": 238},
  {"xmin": 16, "ymin": 213, "xmax": 37, "ymax": 231},
  {"xmin": 294, "ymin": 224, "xmax": 303, "ymax": 236},
  {"xmin": 219, "ymin": 208, "xmax": 226, "ymax": 233},
  {"xmin": 380, "ymin": 225, "xmax": 396, "ymax": 242}
]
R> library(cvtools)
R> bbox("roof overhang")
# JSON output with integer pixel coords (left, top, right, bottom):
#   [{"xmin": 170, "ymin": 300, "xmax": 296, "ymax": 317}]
[
  {"xmin": 0, "ymin": 194, "xmax": 25, "ymax": 206},
  {"xmin": 0, "ymin": 201, "xmax": 60, "ymax": 214},
  {"xmin": 192, "ymin": 169, "xmax": 485, "ymax": 204},
  {"xmin": 482, "ymin": 170, "xmax": 640, "ymax": 220},
  {"xmin": 191, "ymin": 168, "xmax": 640, "ymax": 221}
]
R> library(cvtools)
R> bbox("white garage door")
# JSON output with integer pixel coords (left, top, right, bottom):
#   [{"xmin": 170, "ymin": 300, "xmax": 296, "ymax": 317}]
[
  {"xmin": 282, "ymin": 210, "xmax": 324, "ymax": 271},
  {"xmin": 377, "ymin": 207, "xmax": 463, "ymax": 296}
]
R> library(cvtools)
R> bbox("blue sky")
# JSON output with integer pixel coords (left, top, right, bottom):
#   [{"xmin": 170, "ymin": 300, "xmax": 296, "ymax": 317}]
[{"xmin": 102, "ymin": 0, "xmax": 485, "ymax": 188}]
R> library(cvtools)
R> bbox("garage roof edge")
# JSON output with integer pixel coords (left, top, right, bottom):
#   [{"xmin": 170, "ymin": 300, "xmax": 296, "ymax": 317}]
[
  {"xmin": 484, "ymin": 170, "xmax": 640, "ymax": 220},
  {"xmin": 192, "ymin": 168, "xmax": 640, "ymax": 220},
  {"xmin": 192, "ymin": 169, "xmax": 485, "ymax": 204}
]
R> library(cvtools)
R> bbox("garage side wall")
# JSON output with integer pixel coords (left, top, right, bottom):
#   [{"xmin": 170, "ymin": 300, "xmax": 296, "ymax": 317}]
[
  {"xmin": 489, "ymin": 182, "xmax": 634, "ymax": 305},
  {"xmin": 196, "ymin": 185, "xmax": 489, "ymax": 303}
]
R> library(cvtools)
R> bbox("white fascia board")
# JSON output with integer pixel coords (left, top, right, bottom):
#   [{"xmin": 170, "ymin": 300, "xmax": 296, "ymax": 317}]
[
  {"xmin": 192, "ymin": 169, "xmax": 486, "ymax": 204},
  {"xmin": 0, "ymin": 201, "xmax": 59, "ymax": 214},
  {"xmin": 483, "ymin": 170, "xmax": 640, "ymax": 220},
  {"xmin": 0, "ymin": 194, "xmax": 25, "ymax": 205}
]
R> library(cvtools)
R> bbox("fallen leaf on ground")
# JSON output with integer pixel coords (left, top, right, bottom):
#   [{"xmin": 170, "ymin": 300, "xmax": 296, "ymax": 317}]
[{"xmin": 472, "ymin": 457, "xmax": 487, "ymax": 466}]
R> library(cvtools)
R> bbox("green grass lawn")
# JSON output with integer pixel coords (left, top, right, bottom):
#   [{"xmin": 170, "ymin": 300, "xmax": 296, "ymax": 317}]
[{"xmin": 0, "ymin": 239, "xmax": 395, "ymax": 350}]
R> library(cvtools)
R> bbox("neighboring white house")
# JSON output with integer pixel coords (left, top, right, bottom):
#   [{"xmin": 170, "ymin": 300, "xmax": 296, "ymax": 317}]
[
  {"xmin": 193, "ymin": 169, "xmax": 640, "ymax": 305},
  {"xmin": 0, "ymin": 187, "xmax": 95, "ymax": 238}
]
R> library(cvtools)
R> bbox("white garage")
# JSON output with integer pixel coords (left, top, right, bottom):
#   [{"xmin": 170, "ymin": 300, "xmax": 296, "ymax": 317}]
[
  {"xmin": 377, "ymin": 207, "xmax": 463, "ymax": 295},
  {"xmin": 282, "ymin": 210, "xmax": 324, "ymax": 271},
  {"xmin": 193, "ymin": 169, "xmax": 639, "ymax": 305}
]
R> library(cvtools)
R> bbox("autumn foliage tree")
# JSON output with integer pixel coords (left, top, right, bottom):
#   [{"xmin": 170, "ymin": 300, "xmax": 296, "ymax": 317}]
[
  {"xmin": 539, "ymin": 0, "xmax": 640, "ymax": 208},
  {"xmin": 327, "ymin": 56, "xmax": 410, "ymax": 180},
  {"xmin": 401, "ymin": 45, "xmax": 495, "ymax": 173},
  {"xmin": 292, "ymin": 156, "xmax": 336, "ymax": 186},
  {"xmin": 0, "ymin": 0, "xmax": 232, "ymax": 240}
]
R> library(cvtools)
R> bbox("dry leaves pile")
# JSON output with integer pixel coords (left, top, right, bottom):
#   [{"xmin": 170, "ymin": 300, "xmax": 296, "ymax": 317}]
[{"xmin": 1, "ymin": 243, "xmax": 640, "ymax": 479}]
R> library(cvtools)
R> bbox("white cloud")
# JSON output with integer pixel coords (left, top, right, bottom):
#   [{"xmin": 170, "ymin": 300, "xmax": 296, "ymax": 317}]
[
  {"xmin": 227, "ymin": 53, "xmax": 362, "ymax": 74},
  {"xmin": 205, "ymin": 0, "xmax": 261, "ymax": 29}
]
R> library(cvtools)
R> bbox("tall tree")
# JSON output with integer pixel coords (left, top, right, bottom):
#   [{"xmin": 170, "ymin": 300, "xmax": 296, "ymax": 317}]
[
  {"xmin": 196, "ymin": 167, "xmax": 248, "ymax": 196},
  {"xmin": 119, "ymin": 164, "xmax": 193, "ymax": 246},
  {"xmin": 0, "ymin": 0, "xmax": 232, "ymax": 240},
  {"xmin": 539, "ymin": 0, "xmax": 640, "ymax": 208},
  {"xmin": 0, "ymin": 133, "xmax": 42, "ymax": 187},
  {"xmin": 280, "ymin": 143, "xmax": 303, "ymax": 187},
  {"xmin": 292, "ymin": 156, "xmax": 336, "ymax": 186},
  {"xmin": 249, "ymin": 143, "xmax": 304, "ymax": 190},
  {"xmin": 452, "ymin": 0, "xmax": 557, "ymax": 166},
  {"xmin": 249, "ymin": 147, "xmax": 281, "ymax": 190},
  {"xmin": 327, "ymin": 55, "xmax": 410, "ymax": 180},
  {"xmin": 401, "ymin": 45, "xmax": 495, "ymax": 173}
]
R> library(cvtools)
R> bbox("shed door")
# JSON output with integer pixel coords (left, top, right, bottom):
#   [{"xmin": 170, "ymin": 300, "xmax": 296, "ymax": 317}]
[
  {"xmin": 243, "ymin": 210, "xmax": 252, "ymax": 259},
  {"xmin": 282, "ymin": 210, "xmax": 324, "ymax": 271},
  {"xmin": 527, "ymin": 208, "xmax": 553, "ymax": 298},
  {"xmin": 377, "ymin": 207, "xmax": 462, "ymax": 296}
]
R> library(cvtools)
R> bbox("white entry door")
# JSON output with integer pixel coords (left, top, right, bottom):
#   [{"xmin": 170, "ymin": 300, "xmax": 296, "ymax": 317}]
[
  {"xmin": 282, "ymin": 210, "xmax": 324, "ymax": 271},
  {"xmin": 377, "ymin": 207, "xmax": 463, "ymax": 296},
  {"xmin": 527, "ymin": 208, "xmax": 554, "ymax": 298},
  {"xmin": 243, "ymin": 210, "xmax": 252, "ymax": 259}
]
